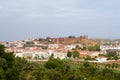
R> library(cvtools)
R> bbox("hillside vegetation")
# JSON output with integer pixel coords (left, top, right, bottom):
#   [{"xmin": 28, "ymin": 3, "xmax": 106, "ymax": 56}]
[{"xmin": 0, "ymin": 44, "xmax": 120, "ymax": 80}]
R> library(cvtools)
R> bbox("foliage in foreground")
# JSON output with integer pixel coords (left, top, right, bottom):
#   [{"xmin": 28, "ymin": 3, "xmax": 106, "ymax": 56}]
[{"xmin": 0, "ymin": 44, "xmax": 120, "ymax": 80}]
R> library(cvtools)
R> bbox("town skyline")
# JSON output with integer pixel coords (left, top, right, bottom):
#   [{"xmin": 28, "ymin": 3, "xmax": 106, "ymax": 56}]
[{"xmin": 1, "ymin": 35, "xmax": 120, "ymax": 42}]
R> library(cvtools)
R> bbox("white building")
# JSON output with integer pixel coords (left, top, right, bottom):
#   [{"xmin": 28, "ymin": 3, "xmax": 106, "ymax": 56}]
[{"xmin": 96, "ymin": 57, "xmax": 107, "ymax": 63}]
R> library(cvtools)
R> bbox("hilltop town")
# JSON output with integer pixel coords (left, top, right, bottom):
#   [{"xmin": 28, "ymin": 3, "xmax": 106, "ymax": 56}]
[{"xmin": 0, "ymin": 35, "xmax": 120, "ymax": 63}]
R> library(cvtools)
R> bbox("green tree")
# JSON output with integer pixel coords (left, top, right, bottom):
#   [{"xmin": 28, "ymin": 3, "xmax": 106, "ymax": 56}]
[
  {"xmin": 81, "ymin": 47, "xmax": 87, "ymax": 50},
  {"xmin": 32, "ymin": 67, "xmax": 46, "ymax": 80},
  {"xmin": 0, "ymin": 45, "xmax": 15, "ymax": 68},
  {"xmin": 95, "ymin": 45, "xmax": 101, "ymax": 51},
  {"xmin": 57, "ymin": 62, "xmax": 70, "ymax": 74},
  {"xmin": 83, "ymin": 62, "xmax": 90, "ymax": 68},
  {"xmin": 0, "ymin": 45, "xmax": 5, "ymax": 56},
  {"xmin": 0, "ymin": 58, "xmax": 7, "ymax": 70},
  {"xmin": 85, "ymin": 56, "xmax": 95, "ymax": 61},
  {"xmin": 68, "ymin": 75, "xmax": 83, "ymax": 80},
  {"xmin": 101, "ymin": 68, "xmax": 114, "ymax": 79},
  {"xmin": 88, "ymin": 45, "xmax": 101, "ymax": 51},
  {"xmin": 0, "ymin": 68, "xmax": 5, "ymax": 80},
  {"xmin": 49, "ymin": 53, "xmax": 54, "ymax": 60},
  {"xmin": 6, "ymin": 67, "xmax": 20, "ymax": 80},
  {"xmin": 44, "ymin": 59, "xmax": 61, "ymax": 69},
  {"xmin": 2, "ymin": 52, "xmax": 15, "ymax": 68},
  {"xmin": 67, "ymin": 51, "xmax": 72, "ymax": 58},
  {"xmin": 106, "ymin": 52, "xmax": 115, "ymax": 57},
  {"xmin": 68, "ymin": 36, "xmax": 75, "ymax": 38},
  {"xmin": 73, "ymin": 51, "xmax": 79, "ymax": 58},
  {"xmin": 0, "ymin": 45, "xmax": 16, "ymax": 80},
  {"xmin": 114, "ymin": 56, "xmax": 118, "ymax": 60},
  {"xmin": 75, "ymin": 45, "xmax": 80, "ymax": 49},
  {"xmin": 50, "ymin": 71, "xmax": 63, "ymax": 80},
  {"xmin": 88, "ymin": 46, "xmax": 95, "ymax": 51}
]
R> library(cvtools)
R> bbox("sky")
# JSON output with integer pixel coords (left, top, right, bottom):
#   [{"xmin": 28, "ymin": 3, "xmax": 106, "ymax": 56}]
[{"xmin": 0, "ymin": 0, "xmax": 120, "ymax": 41}]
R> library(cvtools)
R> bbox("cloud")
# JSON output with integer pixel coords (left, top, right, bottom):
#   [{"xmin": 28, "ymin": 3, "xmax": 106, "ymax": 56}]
[
  {"xmin": 0, "ymin": 5, "xmax": 3, "ymax": 9},
  {"xmin": 0, "ymin": 0, "xmax": 120, "ymax": 41}
]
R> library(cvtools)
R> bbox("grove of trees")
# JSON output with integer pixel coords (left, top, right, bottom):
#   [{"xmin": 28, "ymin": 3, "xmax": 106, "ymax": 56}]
[
  {"xmin": 88, "ymin": 45, "xmax": 101, "ymax": 51},
  {"xmin": 67, "ymin": 51, "xmax": 79, "ymax": 59}
]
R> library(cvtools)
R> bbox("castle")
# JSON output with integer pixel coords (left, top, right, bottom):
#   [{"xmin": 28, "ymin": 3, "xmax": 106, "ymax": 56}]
[{"xmin": 46, "ymin": 35, "xmax": 97, "ymax": 47}]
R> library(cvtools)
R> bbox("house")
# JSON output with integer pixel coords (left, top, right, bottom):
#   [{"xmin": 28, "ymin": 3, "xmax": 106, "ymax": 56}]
[{"xmin": 96, "ymin": 56, "xmax": 107, "ymax": 63}]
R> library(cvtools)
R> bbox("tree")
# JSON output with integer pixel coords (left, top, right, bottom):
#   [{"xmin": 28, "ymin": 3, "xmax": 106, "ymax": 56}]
[
  {"xmin": 88, "ymin": 45, "xmax": 101, "ymax": 51},
  {"xmin": 49, "ymin": 53, "xmax": 54, "ymax": 60},
  {"xmin": 75, "ymin": 45, "xmax": 80, "ymax": 49},
  {"xmin": 0, "ymin": 68, "xmax": 5, "ymax": 80},
  {"xmin": 106, "ymin": 52, "xmax": 118, "ymax": 60},
  {"xmin": 114, "ymin": 56, "xmax": 118, "ymax": 60},
  {"xmin": 102, "ymin": 68, "xmax": 114, "ymax": 78},
  {"xmin": 0, "ymin": 58, "xmax": 7, "ymax": 70},
  {"xmin": 50, "ymin": 71, "xmax": 63, "ymax": 80},
  {"xmin": 15, "ymin": 57, "xmax": 27, "ymax": 64},
  {"xmin": 0, "ymin": 45, "xmax": 15, "ymax": 68},
  {"xmin": 95, "ymin": 45, "xmax": 101, "ymax": 51},
  {"xmin": 73, "ymin": 51, "xmax": 79, "ymax": 58},
  {"xmin": 82, "ymin": 62, "xmax": 91, "ymax": 68},
  {"xmin": 106, "ymin": 52, "xmax": 114, "ymax": 57},
  {"xmin": 68, "ymin": 36, "xmax": 75, "ymax": 38},
  {"xmin": 85, "ymin": 56, "xmax": 95, "ymax": 61},
  {"xmin": 57, "ymin": 62, "xmax": 70, "ymax": 74},
  {"xmin": 44, "ymin": 59, "xmax": 61, "ymax": 69},
  {"xmin": 68, "ymin": 75, "xmax": 83, "ymax": 80},
  {"xmin": 32, "ymin": 67, "xmax": 46, "ymax": 80},
  {"xmin": 81, "ymin": 47, "xmax": 87, "ymax": 50},
  {"xmin": 2, "ymin": 52, "xmax": 15, "ymax": 68},
  {"xmin": 99, "ymin": 54, "xmax": 106, "ymax": 56},
  {"xmin": 6, "ymin": 67, "xmax": 20, "ymax": 80},
  {"xmin": 0, "ymin": 45, "xmax": 5, "ymax": 56},
  {"xmin": 0, "ymin": 45, "xmax": 16, "ymax": 80},
  {"xmin": 67, "ymin": 51, "xmax": 72, "ymax": 58}
]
